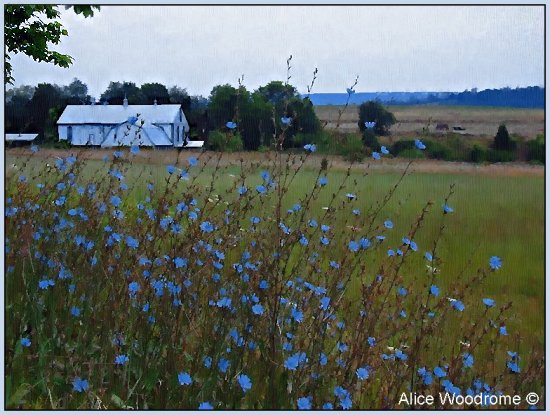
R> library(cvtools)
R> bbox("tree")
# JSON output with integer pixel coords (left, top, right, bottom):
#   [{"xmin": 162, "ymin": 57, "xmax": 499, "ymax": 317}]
[
  {"xmin": 5, "ymin": 84, "xmax": 35, "ymax": 103},
  {"xmin": 5, "ymin": 85, "xmax": 35, "ymax": 133},
  {"xmin": 4, "ymin": 5, "xmax": 99, "ymax": 84},
  {"xmin": 256, "ymin": 81, "xmax": 298, "ymax": 104},
  {"xmin": 186, "ymin": 95, "xmax": 209, "ymax": 140},
  {"xmin": 357, "ymin": 101, "xmax": 396, "ymax": 136},
  {"xmin": 141, "ymin": 82, "xmax": 170, "ymax": 104},
  {"xmin": 493, "ymin": 124, "xmax": 514, "ymax": 151},
  {"xmin": 208, "ymin": 80, "xmax": 322, "ymax": 150},
  {"xmin": 27, "ymin": 83, "xmax": 65, "ymax": 142},
  {"xmin": 100, "ymin": 81, "xmax": 144, "ymax": 104},
  {"xmin": 256, "ymin": 81, "xmax": 321, "ymax": 148},
  {"xmin": 207, "ymin": 84, "xmax": 239, "ymax": 130},
  {"xmin": 240, "ymin": 92, "xmax": 273, "ymax": 150},
  {"xmin": 63, "ymin": 78, "xmax": 90, "ymax": 104},
  {"xmin": 169, "ymin": 86, "xmax": 192, "ymax": 111}
]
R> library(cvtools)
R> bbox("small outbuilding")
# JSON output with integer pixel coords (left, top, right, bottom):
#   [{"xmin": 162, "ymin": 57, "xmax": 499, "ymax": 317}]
[
  {"xmin": 6, "ymin": 133, "xmax": 39, "ymax": 143},
  {"xmin": 57, "ymin": 98, "xmax": 192, "ymax": 148}
]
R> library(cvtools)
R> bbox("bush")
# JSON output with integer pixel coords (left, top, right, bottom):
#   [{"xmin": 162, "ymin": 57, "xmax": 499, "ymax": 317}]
[
  {"xmin": 469, "ymin": 144, "xmax": 487, "ymax": 163},
  {"xmin": 207, "ymin": 130, "xmax": 243, "ymax": 152},
  {"xmin": 53, "ymin": 140, "xmax": 71, "ymax": 149},
  {"xmin": 486, "ymin": 149, "xmax": 516, "ymax": 162},
  {"xmin": 339, "ymin": 134, "xmax": 365, "ymax": 162},
  {"xmin": 391, "ymin": 139, "xmax": 414, "ymax": 155},
  {"xmin": 527, "ymin": 134, "xmax": 545, "ymax": 164},
  {"xmin": 397, "ymin": 148, "xmax": 426, "ymax": 159},
  {"xmin": 423, "ymin": 140, "xmax": 453, "ymax": 161},
  {"xmin": 362, "ymin": 129, "xmax": 380, "ymax": 150},
  {"xmin": 297, "ymin": 131, "xmax": 337, "ymax": 154},
  {"xmin": 392, "ymin": 138, "xmax": 481, "ymax": 162}
]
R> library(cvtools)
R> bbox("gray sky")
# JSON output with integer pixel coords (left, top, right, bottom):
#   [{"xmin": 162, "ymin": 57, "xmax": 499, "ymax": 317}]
[{"xmin": 9, "ymin": 5, "xmax": 544, "ymax": 98}]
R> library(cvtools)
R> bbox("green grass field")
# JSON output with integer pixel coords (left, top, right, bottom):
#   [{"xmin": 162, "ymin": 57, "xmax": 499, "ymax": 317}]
[{"xmin": 7, "ymin": 153, "xmax": 544, "ymax": 353}]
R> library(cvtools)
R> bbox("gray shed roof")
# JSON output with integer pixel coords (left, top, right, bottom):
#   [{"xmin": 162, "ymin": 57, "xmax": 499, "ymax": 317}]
[
  {"xmin": 57, "ymin": 104, "xmax": 182, "ymax": 125},
  {"xmin": 6, "ymin": 133, "xmax": 39, "ymax": 141}
]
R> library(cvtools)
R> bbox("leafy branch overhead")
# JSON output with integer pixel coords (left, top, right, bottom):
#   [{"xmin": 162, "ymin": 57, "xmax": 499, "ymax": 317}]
[{"xmin": 4, "ymin": 5, "xmax": 99, "ymax": 84}]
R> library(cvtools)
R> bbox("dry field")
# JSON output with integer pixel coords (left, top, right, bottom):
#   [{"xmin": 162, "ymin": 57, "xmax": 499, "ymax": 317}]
[{"xmin": 315, "ymin": 105, "xmax": 545, "ymax": 139}]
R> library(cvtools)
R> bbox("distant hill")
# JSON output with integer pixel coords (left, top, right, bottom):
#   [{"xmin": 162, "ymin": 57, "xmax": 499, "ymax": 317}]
[{"xmin": 304, "ymin": 86, "xmax": 544, "ymax": 109}]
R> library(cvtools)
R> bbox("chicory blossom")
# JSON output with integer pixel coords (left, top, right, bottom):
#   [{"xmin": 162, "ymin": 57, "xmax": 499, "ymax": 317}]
[
  {"xmin": 178, "ymin": 372, "xmax": 193, "ymax": 386},
  {"xmin": 443, "ymin": 204, "xmax": 454, "ymax": 214},
  {"xmin": 115, "ymin": 354, "xmax": 129, "ymax": 365},
  {"xmin": 237, "ymin": 374, "xmax": 252, "ymax": 392},
  {"xmin": 72, "ymin": 377, "xmax": 89, "ymax": 392},
  {"xmin": 415, "ymin": 138, "xmax": 426, "ymax": 150},
  {"xmin": 297, "ymin": 397, "xmax": 312, "ymax": 410},
  {"xmin": 198, "ymin": 402, "xmax": 213, "ymax": 410},
  {"xmin": 356, "ymin": 366, "xmax": 370, "ymax": 380},
  {"xmin": 489, "ymin": 256, "xmax": 502, "ymax": 270}
]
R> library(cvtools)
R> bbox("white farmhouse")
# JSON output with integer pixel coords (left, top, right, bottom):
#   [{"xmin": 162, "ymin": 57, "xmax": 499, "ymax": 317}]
[{"xmin": 57, "ymin": 98, "xmax": 191, "ymax": 148}]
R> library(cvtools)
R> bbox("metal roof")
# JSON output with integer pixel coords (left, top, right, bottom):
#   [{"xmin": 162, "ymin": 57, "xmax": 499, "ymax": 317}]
[
  {"xmin": 184, "ymin": 140, "xmax": 205, "ymax": 148},
  {"xmin": 57, "ymin": 104, "xmax": 182, "ymax": 125},
  {"xmin": 6, "ymin": 133, "xmax": 38, "ymax": 141}
]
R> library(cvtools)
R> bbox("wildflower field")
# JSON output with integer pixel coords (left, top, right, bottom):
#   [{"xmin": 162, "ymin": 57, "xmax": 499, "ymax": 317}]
[{"xmin": 4, "ymin": 143, "xmax": 544, "ymax": 409}]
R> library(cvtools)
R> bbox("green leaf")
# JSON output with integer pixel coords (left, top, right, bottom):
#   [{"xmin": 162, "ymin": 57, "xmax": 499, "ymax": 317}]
[
  {"xmin": 110, "ymin": 393, "xmax": 131, "ymax": 409},
  {"xmin": 7, "ymin": 383, "xmax": 31, "ymax": 408}
]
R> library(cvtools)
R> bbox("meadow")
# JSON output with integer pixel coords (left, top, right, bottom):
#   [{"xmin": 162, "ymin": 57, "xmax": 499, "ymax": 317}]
[{"xmin": 4, "ymin": 145, "xmax": 544, "ymax": 409}]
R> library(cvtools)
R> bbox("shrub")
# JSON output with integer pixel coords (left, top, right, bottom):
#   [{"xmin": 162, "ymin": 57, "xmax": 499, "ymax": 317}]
[
  {"xmin": 362, "ymin": 129, "xmax": 380, "ymax": 150},
  {"xmin": 392, "ymin": 138, "xmax": 477, "ymax": 162},
  {"xmin": 486, "ymin": 149, "xmax": 516, "ymax": 163},
  {"xmin": 53, "ymin": 140, "xmax": 71, "ymax": 149},
  {"xmin": 527, "ymin": 134, "xmax": 545, "ymax": 164},
  {"xmin": 339, "ymin": 133, "xmax": 365, "ymax": 162},
  {"xmin": 207, "ymin": 130, "xmax": 243, "ymax": 152},
  {"xmin": 469, "ymin": 144, "xmax": 487, "ymax": 163},
  {"xmin": 297, "ymin": 131, "xmax": 338, "ymax": 154},
  {"xmin": 397, "ymin": 148, "xmax": 426, "ymax": 159},
  {"xmin": 423, "ymin": 140, "xmax": 453, "ymax": 161},
  {"xmin": 391, "ymin": 139, "xmax": 416, "ymax": 155}
]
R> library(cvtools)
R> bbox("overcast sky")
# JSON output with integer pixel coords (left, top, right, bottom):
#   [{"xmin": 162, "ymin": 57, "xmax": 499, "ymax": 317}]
[{"xmin": 8, "ymin": 5, "xmax": 544, "ymax": 98}]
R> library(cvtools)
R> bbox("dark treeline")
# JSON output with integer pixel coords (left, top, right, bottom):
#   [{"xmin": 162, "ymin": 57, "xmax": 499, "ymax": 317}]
[
  {"xmin": 5, "ymin": 78, "xmax": 321, "ymax": 150},
  {"xmin": 307, "ymin": 86, "xmax": 544, "ymax": 108},
  {"xmin": 435, "ymin": 86, "xmax": 544, "ymax": 108}
]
